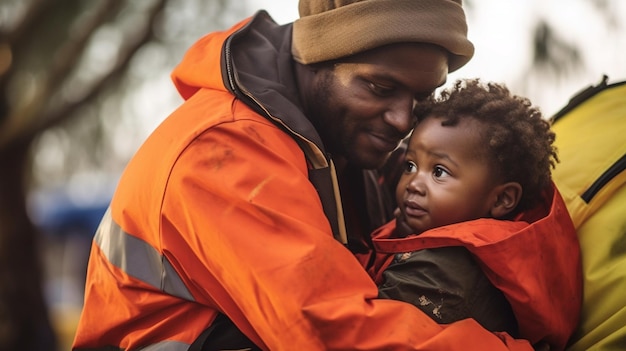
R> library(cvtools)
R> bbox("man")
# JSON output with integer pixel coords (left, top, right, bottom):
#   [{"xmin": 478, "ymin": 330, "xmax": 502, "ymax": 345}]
[{"xmin": 73, "ymin": 0, "xmax": 534, "ymax": 350}]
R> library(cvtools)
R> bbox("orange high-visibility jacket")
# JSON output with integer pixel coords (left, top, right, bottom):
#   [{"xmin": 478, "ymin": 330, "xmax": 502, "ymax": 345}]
[
  {"xmin": 368, "ymin": 184, "xmax": 583, "ymax": 351},
  {"xmin": 73, "ymin": 12, "xmax": 534, "ymax": 350}
]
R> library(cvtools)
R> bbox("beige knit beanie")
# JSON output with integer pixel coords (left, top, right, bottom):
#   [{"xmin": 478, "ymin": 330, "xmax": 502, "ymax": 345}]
[{"xmin": 292, "ymin": 0, "xmax": 474, "ymax": 72}]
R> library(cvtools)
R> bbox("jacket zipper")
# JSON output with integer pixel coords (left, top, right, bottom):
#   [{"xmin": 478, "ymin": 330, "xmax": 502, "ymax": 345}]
[
  {"xmin": 220, "ymin": 14, "xmax": 347, "ymax": 244},
  {"xmin": 223, "ymin": 34, "xmax": 238, "ymax": 95},
  {"xmin": 222, "ymin": 16, "xmax": 328, "ymax": 169},
  {"xmin": 581, "ymin": 153, "xmax": 626, "ymax": 203}
]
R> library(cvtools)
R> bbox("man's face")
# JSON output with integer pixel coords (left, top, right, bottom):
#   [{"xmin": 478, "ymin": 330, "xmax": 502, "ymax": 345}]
[
  {"xmin": 305, "ymin": 43, "xmax": 448, "ymax": 169},
  {"xmin": 395, "ymin": 116, "xmax": 500, "ymax": 234}
]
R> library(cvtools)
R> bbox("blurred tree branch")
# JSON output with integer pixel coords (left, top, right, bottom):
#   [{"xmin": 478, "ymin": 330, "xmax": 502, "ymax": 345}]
[
  {"xmin": 0, "ymin": 0, "xmax": 169, "ymax": 148},
  {"xmin": 531, "ymin": 20, "xmax": 582, "ymax": 78},
  {"xmin": 37, "ymin": 0, "xmax": 167, "ymax": 139}
]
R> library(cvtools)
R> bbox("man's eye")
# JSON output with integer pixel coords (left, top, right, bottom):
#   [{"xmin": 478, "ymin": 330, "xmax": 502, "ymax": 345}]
[
  {"xmin": 433, "ymin": 166, "xmax": 450, "ymax": 178},
  {"xmin": 404, "ymin": 161, "xmax": 417, "ymax": 173},
  {"xmin": 369, "ymin": 82, "xmax": 394, "ymax": 96}
]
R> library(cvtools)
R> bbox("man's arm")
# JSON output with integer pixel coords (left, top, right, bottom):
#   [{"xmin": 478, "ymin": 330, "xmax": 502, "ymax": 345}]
[{"xmin": 165, "ymin": 115, "xmax": 532, "ymax": 350}]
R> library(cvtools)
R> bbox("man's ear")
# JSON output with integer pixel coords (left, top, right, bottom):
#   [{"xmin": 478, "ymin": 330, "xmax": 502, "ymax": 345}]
[{"xmin": 490, "ymin": 182, "xmax": 522, "ymax": 218}]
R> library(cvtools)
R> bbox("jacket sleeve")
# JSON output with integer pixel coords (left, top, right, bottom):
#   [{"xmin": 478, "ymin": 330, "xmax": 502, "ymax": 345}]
[
  {"xmin": 378, "ymin": 246, "xmax": 519, "ymax": 337},
  {"xmin": 162, "ymin": 112, "xmax": 533, "ymax": 350}
]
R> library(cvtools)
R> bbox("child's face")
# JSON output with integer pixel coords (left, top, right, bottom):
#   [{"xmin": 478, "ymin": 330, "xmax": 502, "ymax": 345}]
[{"xmin": 395, "ymin": 116, "xmax": 501, "ymax": 234}]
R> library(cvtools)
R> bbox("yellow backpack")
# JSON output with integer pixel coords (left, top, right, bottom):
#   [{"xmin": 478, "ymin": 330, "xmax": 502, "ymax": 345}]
[{"xmin": 550, "ymin": 75, "xmax": 626, "ymax": 350}]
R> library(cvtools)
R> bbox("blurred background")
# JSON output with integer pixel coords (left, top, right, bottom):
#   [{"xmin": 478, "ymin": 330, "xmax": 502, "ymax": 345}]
[{"xmin": 0, "ymin": 0, "xmax": 624, "ymax": 350}]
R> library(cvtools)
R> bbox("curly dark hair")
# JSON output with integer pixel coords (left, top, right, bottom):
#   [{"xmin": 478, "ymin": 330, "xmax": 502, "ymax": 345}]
[{"xmin": 412, "ymin": 78, "xmax": 558, "ymax": 214}]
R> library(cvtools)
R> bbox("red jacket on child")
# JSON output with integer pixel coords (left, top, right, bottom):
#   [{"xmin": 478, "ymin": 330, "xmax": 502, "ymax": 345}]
[{"xmin": 368, "ymin": 183, "xmax": 583, "ymax": 351}]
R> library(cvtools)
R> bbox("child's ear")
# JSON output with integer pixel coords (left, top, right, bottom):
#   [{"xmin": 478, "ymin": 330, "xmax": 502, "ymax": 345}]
[{"xmin": 490, "ymin": 182, "xmax": 522, "ymax": 218}]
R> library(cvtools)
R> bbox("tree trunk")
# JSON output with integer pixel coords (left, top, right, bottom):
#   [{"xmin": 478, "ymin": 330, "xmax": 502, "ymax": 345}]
[{"xmin": 0, "ymin": 138, "xmax": 57, "ymax": 351}]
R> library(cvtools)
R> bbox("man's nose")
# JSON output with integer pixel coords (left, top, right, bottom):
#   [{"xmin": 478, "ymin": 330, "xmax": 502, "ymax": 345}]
[{"xmin": 384, "ymin": 97, "xmax": 415, "ymax": 136}]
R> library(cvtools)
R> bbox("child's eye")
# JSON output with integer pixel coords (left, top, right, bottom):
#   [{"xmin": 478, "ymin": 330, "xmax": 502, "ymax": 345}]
[
  {"xmin": 404, "ymin": 161, "xmax": 417, "ymax": 173},
  {"xmin": 433, "ymin": 166, "xmax": 450, "ymax": 178}
]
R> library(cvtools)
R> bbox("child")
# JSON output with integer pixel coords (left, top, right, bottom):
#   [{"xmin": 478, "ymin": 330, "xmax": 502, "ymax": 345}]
[{"xmin": 367, "ymin": 79, "xmax": 582, "ymax": 351}]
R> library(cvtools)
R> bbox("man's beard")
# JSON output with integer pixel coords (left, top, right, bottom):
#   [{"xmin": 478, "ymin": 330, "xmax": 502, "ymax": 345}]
[
  {"xmin": 306, "ymin": 70, "xmax": 345, "ymax": 159},
  {"xmin": 305, "ymin": 69, "xmax": 392, "ymax": 170}
]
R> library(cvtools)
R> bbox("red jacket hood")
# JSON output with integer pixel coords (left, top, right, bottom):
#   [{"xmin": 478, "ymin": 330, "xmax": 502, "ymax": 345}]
[{"xmin": 370, "ymin": 183, "xmax": 582, "ymax": 351}]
